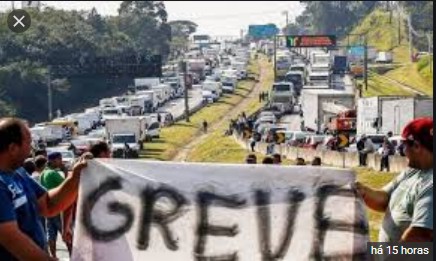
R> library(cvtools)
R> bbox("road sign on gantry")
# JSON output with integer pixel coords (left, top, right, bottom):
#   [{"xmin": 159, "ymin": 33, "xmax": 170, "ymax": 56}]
[
  {"xmin": 286, "ymin": 35, "xmax": 337, "ymax": 48},
  {"xmin": 248, "ymin": 24, "xmax": 279, "ymax": 39}
]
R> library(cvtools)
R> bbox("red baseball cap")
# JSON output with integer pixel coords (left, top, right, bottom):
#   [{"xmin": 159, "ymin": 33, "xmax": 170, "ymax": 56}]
[{"xmin": 401, "ymin": 117, "xmax": 433, "ymax": 150}]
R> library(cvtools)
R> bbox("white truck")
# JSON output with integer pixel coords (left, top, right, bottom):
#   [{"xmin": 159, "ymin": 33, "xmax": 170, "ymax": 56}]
[
  {"xmin": 221, "ymin": 75, "xmax": 237, "ymax": 93},
  {"xmin": 375, "ymin": 51, "xmax": 393, "ymax": 63},
  {"xmin": 135, "ymin": 90, "xmax": 159, "ymax": 112},
  {"xmin": 101, "ymin": 107, "xmax": 123, "ymax": 120},
  {"xmin": 66, "ymin": 113, "xmax": 93, "ymax": 135},
  {"xmin": 84, "ymin": 108, "xmax": 101, "ymax": 127},
  {"xmin": 31, "ymin": 124, "xmax": 64, "ymax": 145},
  {"xmin": 231, "ymin": 61, "xmax": 248, "ymax": 80},
  {"xmin": 269, "ymin": 82, "xmax": 295, "ymax": 113},
  {"xmin": 153, "ymin": 84, "xmax": 172, "ymax": 103},
  {"xmin": 134, "ymin": 77, "xmax": 161, "ymax": 91},
  {"xmin": 187, "ymin": 59, "xmax": 206, "ymax": 80},
  {"xmin": 99, "ymin": 98, "xmax": 117, "ymax": 108},
  {"xmin": 105, "ymin": 116, "xmax": 145, "ymax": 158},
  {"xmin": 202, "ymin": 81, "xmax": 222, "ymax": 101},
  {"xmin": 307, "ymin": 71, "xmax": 331, "ymax": 86}
]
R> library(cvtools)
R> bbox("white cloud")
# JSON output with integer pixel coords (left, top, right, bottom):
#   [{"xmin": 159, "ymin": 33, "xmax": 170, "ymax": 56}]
[{"xmin": 1, "ymin": 1, "xmax": 304, "ymax": 36}]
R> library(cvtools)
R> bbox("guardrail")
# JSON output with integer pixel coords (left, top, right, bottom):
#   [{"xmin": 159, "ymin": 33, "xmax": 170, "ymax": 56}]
[{"xmin": 234, "ymin": 133, "xmax": 408, "ymax": 173}]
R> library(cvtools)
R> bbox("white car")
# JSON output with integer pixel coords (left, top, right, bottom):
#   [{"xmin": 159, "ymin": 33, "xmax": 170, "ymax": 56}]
[{"xmin": 258, "ymin": 111, "xmax": 276, "ymax": 119}]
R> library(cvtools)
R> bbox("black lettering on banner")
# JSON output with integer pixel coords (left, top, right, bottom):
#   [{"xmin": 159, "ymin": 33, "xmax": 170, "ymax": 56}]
[
  {"xmin": 311, "ymin": 185, "xmax": 369, "ymax": 261},
  {"xmin": 81, "ymin": 177, "xmax": 135, "ymax": 242},
  {"xmin": 137, "ymin": 185, "xmax": 187, "ymax": 251},
  {"xmin": 255, "ymin": 188, "xmax": 305, "ymax": 261},
  {"xmin": 194, "ymin": 192, "xmax": 247, "ymax": 261}
]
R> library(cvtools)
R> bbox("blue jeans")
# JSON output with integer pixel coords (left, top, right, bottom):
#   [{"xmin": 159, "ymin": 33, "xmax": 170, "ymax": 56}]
[{"xmin": 46, "ymin": 215, "xmax": 62, "ymax": 242}]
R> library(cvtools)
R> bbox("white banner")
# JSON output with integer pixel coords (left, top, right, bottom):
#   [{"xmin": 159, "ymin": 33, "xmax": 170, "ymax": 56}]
[{"xmin": 72, "ymin": 159, "xmax": 369, "ymax": 261}]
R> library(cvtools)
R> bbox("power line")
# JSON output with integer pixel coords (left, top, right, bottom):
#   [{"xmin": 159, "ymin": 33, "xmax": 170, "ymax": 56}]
[{"xmin": 175, "ymin": 9, "xmax": 294, "ymax": 21}]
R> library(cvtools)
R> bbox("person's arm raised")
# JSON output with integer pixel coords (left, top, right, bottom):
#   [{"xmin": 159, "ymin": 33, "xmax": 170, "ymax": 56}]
[
  {"xmin": 37, "ymin": 157, "xmax": 89, "ymax": 217},
  {"xmin": 355, "ymin": 181, "xmax": 390, "ymax": 212}
]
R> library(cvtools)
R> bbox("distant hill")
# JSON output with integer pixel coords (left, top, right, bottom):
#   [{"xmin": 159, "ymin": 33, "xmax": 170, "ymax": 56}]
[{"xmin": 347, "ymin": 8, "xmax": 433, "ymax": 96}]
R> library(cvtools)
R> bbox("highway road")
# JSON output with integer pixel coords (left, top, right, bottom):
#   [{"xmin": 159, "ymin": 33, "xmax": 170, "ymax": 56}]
[
  {"xmin": 277, "ymin": 73, "xmax": 354, "ymax": 132},
  {"xmin": 158, "ymin": 84, "xmax": 203, "ymax": 119}
]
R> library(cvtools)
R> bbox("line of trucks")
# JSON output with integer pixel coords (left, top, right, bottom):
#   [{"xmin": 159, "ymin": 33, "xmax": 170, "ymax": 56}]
[
  {"xmin": 29, "ymin": 41, "xmax": 250, "ymax": 158},
  {"xmin": 196, "ymin": 45, "xmax": 250, "ymax": 102},
  {"xmin": 29, "ymin": 75, "xmax": 185, "ymax": 156}
]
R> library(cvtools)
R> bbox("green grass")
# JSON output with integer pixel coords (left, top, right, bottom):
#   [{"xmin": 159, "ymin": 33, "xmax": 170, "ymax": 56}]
[
  {"xmin": 417, "ymin": 56, "xmax": 434, "ymax": 84},
  {"xmin": 385, "ymin": 63, "xmax": 433, "ymax": 96},
  {"xmin": 244, "ymin": 58, "xmax": 274, "ymax": 116},
  {"xmin": 360, "ymin": 73, "xmax": 414, "ymax": 97},
  {"xmin": 348, "ymin": 8, "xmax": 433, "ymax": 97},
  {"xmin": 349, "ymin": 9, "xmax": 405, "ymax": 52},
  {"xmin": 186, "ymin": 58, "xmax": 291, "ymax": 164},
  {"xmin": 140, "ymin": 59, "xmax": 261, "ymax": 161}
]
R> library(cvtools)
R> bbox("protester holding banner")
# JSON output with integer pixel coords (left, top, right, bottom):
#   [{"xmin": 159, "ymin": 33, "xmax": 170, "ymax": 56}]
[
  {"xmin": 356, "ymin": 118, "xmax": 433, "ymax": 242},
  {"xmin": 90, "ymin": 141, "xmax": 111, "ymax": 158},
  {"xmin": 0, "ymin": 118, "xmax": 89, "ymax": 261}
]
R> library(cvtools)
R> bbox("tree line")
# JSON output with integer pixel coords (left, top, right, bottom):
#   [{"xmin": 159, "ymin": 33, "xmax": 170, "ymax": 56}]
[
  {"xmin": 0, "ymin": 1, "xmax": 197, "ymax": 123},
  {"xmin": 285, "ymin": 1, "xmax": 433, "ymax": 41}
]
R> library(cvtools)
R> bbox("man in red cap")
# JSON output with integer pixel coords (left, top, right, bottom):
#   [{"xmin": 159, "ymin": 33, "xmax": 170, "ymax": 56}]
[{"xmin": 356, "ymin": 117, "xmax": 433, "ymax": 242}]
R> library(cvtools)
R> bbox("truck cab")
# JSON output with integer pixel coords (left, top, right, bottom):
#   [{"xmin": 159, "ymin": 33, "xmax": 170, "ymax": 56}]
[
  {"xmin": 269, "ymin": 82, "xmax": 295, "ymax": 113},
  {"xmin": 285, "ymin": 71, "xmax": 304, "ymax": 96}
]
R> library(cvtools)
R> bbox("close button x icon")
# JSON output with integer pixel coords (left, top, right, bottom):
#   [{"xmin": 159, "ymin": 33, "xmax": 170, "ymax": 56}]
[
  {"xmin": 13, "ymin": 15, "xmax": 26, "ymax": 28},
  {"xmin": 7, "ymin": 9, "xmax": 31, "ymax": 33}
]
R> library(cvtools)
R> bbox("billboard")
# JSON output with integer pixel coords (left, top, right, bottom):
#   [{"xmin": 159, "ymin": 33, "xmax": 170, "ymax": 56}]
[
  {"xmin": 248, "ymin": 24, "xmax": 279, "ymax": 39},
  {"xmin": 49, "ymin": 53, "xmax": 162, "ymax": 78},
  {"xmin": 193, "ymin": 35, "xmax": 210, "ymax": 41},
  {"xmin": 286, "ymin": 35, "xmax": 337, "ymax": 48}
]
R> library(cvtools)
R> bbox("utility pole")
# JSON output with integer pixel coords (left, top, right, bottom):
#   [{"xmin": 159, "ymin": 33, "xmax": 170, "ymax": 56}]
[
  {"xmin": 427, "ymin": 32, "xmax": 433, "ymax": 73},
  {"xmin": 11, "ymin": 1, "xmax": 14, "ymax": 10},
  {"xmin": 397, "ymin": 8, "xmax": 401, "ymax": 45},
  {"xmin": 363, "ymin": 34, "xmax": 368, "ymax": 91},
  {"xmin": 408, "ymin": 14, "xmax": 413, "ymax": 62},
  {"xmin": 180, "ymin": 60, "xmax": 190, "ymax": 122},
  {"xmin": 47, "ymin": 66, "xmax": 53, "ymax": 121},
  {"xmin": 273, "ymin": 35, "xmax": 277, "ymax": 81},
  {"xmin": 282, "ymin": 11, "xmax": 289, "ymax": 34}
]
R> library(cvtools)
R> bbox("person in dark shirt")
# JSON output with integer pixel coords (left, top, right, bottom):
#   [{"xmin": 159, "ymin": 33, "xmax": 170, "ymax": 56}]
[
  {"xmin": 90, "ymin": 141, "xmax": 111, "ymax": 158},
  {"xmin": 245, "ymin": 154, "xmax": 257, "ymax": 164},
  {"xmin": 311, "ymin": 157, "xmax": 322, "ymax": 166},
  {"xmin": 202, "ymin": 120, "xmax": 208, "ymax": 133},
  {"xmin": 272, "ymin": 154, "xmax": 282, "ymax": 165},
  {"xmin": 262, "ymin": 156, "xmax": 274, "ymax": 164},
  {"xmin": 0, "ymin": 118, "xmax": 90, "ymax": 261}
]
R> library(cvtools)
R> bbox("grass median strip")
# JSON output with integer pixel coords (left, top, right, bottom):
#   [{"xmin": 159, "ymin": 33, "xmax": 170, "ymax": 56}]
[
  {"xmin": 139, "ymin": 60, "xmax": 260, "ymax": 161},
  {"xmin": 186, "ymin": 57, "xmax": 291, "ymax": 164}
]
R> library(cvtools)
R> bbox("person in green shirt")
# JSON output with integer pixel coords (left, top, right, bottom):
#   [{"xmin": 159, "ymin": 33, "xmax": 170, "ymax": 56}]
[
  {"xmin": 40, "ymin": 152, "xmax": 69, "ymax": 259},
  {"xmin": 356, "ymin": 118, "xmax": 433, "ymax": 242}
]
